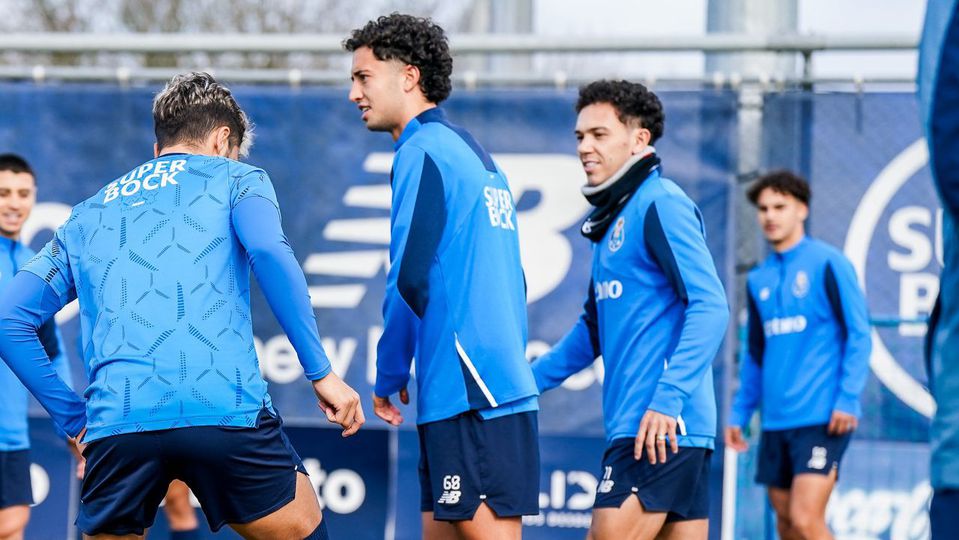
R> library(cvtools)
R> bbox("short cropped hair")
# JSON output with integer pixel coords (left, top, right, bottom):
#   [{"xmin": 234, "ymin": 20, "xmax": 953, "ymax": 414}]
[
  {"xmin": 576, "ymin": 80, "xmax": 665, "ymax": 144},
  {"xmin": 747, "ymin": 170, "xmax": 812, "ymax": 206},
  {"xmin": 0, "ymin": 154, "xmax": 34, "ymax": 177},
  {"xmin": 152, "ymin": 72, "xmax": 254, "ymax": 158},
  {"xmin": 344, "ymin": 13, "xmax": 453, "ymax": 104}
]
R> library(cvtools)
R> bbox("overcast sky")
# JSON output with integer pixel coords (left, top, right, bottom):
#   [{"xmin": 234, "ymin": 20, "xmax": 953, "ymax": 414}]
[{"xmin": 532, "ymin": 0, "xmax": 926, "ymax": 81}]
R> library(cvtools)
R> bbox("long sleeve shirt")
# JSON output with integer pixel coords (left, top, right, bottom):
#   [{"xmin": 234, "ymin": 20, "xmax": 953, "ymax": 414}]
[
  {"xmin": 375, "ymin": 108, "xmax": 539, "ymax": 424},
  {"xmin": 0, "ymin": 236, "xmax": 73, "ymax": 450},
  {"xmin": 0, "ymin": 154, "xmax": 331, "ymax": 442},
  {"xmin": 532, "ymin": 166, "xmax": 729, "ymax": 446},
  {"xmin": 730, "ymin": 237, "xmax": 871, "ymax": 431}
]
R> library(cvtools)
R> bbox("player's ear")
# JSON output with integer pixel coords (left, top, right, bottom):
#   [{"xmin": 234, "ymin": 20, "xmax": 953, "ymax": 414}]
[
  {"xmin": 403, "ymin": 63, "xmax": 421, "ymax": 94},
  {"xmin": 630, "ymin": 126, "xmax": 651, "ymax": 154},
  {"xmin": 213, "ymin": 126, "xmax": 232, "ymax": 158}
]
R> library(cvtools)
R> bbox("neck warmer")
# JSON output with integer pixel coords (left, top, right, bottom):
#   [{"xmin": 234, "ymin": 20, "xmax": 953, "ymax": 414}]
[{"xmin": 580, "ymin": 151, "xmax": 661, "ymax": 241}]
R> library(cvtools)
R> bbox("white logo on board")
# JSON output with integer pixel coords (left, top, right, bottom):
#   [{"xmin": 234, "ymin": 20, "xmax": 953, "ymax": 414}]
[
  {"xmin": 844, "ymin": 138, "xmax": 938, "ymax": 418},
  {"xmin": 305, "ymin": 153, "xmax": 589, "ymax": 309}
]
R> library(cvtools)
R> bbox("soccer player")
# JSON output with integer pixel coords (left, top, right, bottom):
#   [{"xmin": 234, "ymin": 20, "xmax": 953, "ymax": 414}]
[
  {"xmin": 0, "ymin": 153, "xmax": 75, "ymax": 540},
  {"xmin": 919, "ymin": 2, "xmax": 959, "ymax": 537},
  {"xmin": 726, "ymin": 171, "xmax": 871, "ymax": 540},
  {"xmin": 531, "ymin": 80, "xmax": 729, "ymax": 540},
  {"xmin": 0, "ymin": 72, "xmax": 363, "ymax": 540},
  {"xmin": 345, "ymin": 14, "xmax": 540, "ymax": 540}
]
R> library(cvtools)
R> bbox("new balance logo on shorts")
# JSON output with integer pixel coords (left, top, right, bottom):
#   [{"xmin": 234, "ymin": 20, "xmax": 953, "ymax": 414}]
[
  {"xmin": 598, "ymin": 466, "xmax": 614, "ymax": 494},
  {"xmin": 437, "ymin": 475, "xmax": 462, "ymax": 505},
  {"xmin": 807, "ymin": 446, "xmax": 828, "ymax": 470}
]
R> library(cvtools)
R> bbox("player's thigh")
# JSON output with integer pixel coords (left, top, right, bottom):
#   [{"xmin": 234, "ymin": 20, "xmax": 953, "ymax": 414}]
[
  {"xmin": 422, "ymin": 512, "xmax": 460, "ymax": 540},
  {"xmin": 590, "ymin": 495, "xmax": 668, "ymax": 540},
  {"xmin": 789, "ymin": 471, "xmax": 835, "ymax": 518},
  {"xmin": 228, "ymin": 472, "xmax": 320, "ymax": 540},
  {"xmin": 655, "ymin": 518, "xmax": 708, "ymax": 540},
  {"xmin": 0, "ymin": 505, "xmax": 29, "ymax": 540},
  {"xmin": 452, "ymin": 502, "xmax": 521, "ymax": 540},
  {"xmin": 767, "ymin": 486, "xmax": 791, "ymax": 518}
]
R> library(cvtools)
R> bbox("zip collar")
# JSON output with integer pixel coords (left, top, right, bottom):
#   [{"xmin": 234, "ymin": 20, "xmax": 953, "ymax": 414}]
[
  {"xmin": 395, "ymin": 107, "xmax": 445, "ymax": 150},
  {"xmin": 773, "ymin": 236, "xmax": 809, "ymax": 264}
]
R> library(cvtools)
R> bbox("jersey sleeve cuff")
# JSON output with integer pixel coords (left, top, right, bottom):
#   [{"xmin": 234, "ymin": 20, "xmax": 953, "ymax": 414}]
[
  {"xmin": 64, "ymin": 415, "xmax": 86, "ymax": 440},
  {"xmin": 374, "ymin": 370, "xmax": 410, "ymax": 398},
  {"xmin": 303, "ymin": 363, "xmax": 332, "ymax": 381},
  {"xmin": 648, "ymin": 386, "xmax": 684, "ymax": 418},
  {"xmin": 834, "ymin": 393, "xmax": 861, "ymax": 417}
]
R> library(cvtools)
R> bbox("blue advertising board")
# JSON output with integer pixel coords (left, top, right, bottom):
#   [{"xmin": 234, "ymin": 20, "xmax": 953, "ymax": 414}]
[{"xmin": 6, "ymin": 84, "xmax": 939, "ymax": 540}]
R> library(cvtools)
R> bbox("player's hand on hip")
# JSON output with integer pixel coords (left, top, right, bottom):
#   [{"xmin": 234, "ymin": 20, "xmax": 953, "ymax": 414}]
[
  {"xmin": 312, "ymin": 372, "xmax": 365, "ymax": 437},
  {"xmin": 372, "ymin": 387, "xmax": 408, "ymax": 426},
  {"xmin": 828, "ymin": 410, "xmax": 858, "ymax": 436},
  {"xmin": 67, "ymin": 429, "xmax": 87, "ymax": 479},
  {"xmin": 724, "ymin": 426, "xmax": 749, "ymax": 452},
  {"xmin": 68, "ymin": 427, "xmax": 87, "ymax": 455},
  {"xmin": 635, "ymin": 410, "xmax": 679, "ymax": 464}
]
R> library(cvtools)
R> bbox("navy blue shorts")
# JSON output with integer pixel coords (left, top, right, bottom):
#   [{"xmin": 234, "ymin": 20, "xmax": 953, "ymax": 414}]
[
  {"xmin": 593, "ymin": 439, "xmax": 711, "ymax": 522},
  {"xmin": 756, "ymin": 424, "xmax": 851, "ymax": 489},
  {"xmin": 0, "ymin": 450, "xmax": 33, "ymax": 509},
  {"xmin": 418, "ymin": 410, "xmax": 539, "ymax": 521},
  {"xmin": 931, "ymin": 489, "xmax": 959, "ymax": 540},
  {"xmin": 77, "ymin": 408, "xmax": 306, "ymax": 536}
]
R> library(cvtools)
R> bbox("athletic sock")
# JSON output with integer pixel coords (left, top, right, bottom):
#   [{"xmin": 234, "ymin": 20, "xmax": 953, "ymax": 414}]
[{"xmin": 303, "ymin": 519, "xmax": 329, "ymax": 540}]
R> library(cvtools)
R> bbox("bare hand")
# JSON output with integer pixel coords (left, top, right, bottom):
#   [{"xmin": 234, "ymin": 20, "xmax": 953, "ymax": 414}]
[
  {"xmin": 635, "ymin": 410, "xmax": 679, "ymax": 464},
  {"xmin": 312, "ymin": 372, "xmax": 365, "ymax": 437},
  {"xmin": 827, "ymin": 410, "xmax": 858, "ymax": 436},
  {"xmin": 373, "ymin": 387, "xmax": 409, "ymax": 426},
  {"xmin": 725, "ymin": 426, "xmax": 749, "ymax": 452},
  {"xmin": 68, "ymin": 428, "xmax": 87, "ymax": 480}
]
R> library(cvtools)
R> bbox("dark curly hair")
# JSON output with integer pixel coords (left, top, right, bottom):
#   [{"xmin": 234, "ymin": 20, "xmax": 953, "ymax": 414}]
[
  {"xmin": 747, "ymin": 170, "xmax": 811, "ymax": 206},
  {"xmin": 344, "ymin": 13, "xmax": 453, "ymax": 104},
  {"xmin": 576, "ymin": 80, "xmax": 665, "ymax": 143}
]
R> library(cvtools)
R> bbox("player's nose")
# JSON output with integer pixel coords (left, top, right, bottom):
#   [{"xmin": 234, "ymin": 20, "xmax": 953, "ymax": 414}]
[{"xmin": 348, "ymin": 83, "xmax": 363, "ymax": 103}]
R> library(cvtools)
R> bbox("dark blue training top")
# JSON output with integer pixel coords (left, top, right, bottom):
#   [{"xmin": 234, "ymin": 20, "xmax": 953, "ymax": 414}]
[{"xmin": 919, "ymin": 0, "xmax": 959, "ymax": 490}]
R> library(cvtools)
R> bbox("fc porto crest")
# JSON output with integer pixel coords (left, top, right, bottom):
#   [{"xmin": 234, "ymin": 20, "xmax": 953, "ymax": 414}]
[
  {"xmin": 792, "ymin": 270, "xmax": 810, "ymax": 298},
  {"xmin": 609, "ymin": 217, "xmax": 626, "ymax": 252},
  {"xmin": 759, "ymin": 287, "xmax": 770, "ymax": 302}
]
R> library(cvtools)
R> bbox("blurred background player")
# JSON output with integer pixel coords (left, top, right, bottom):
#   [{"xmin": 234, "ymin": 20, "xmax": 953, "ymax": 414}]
[
  {"xmin": 162, "ymin": 480, "xmax": 200, "ymax": 540},
  {"xmin": 919, "ymin": 1, "xmax": 959, "ymax": 538},
  {"xmin": 531, "ymin": 80, "xmax": 729, "ymax": 540},
  {"xmin": 345, "ymin": 13, "xmax": 540, "ymax": 540},
  {"xmin": 0, "ymin": 72, "xmax": 363, "ymax": 540},
  {"xmin": 726, "ymin": 171, "xmax": 870, "ymax": 540},
  {"xmin": 0, "ymin": 153, "xmax": 75, "ymax": 540}
]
